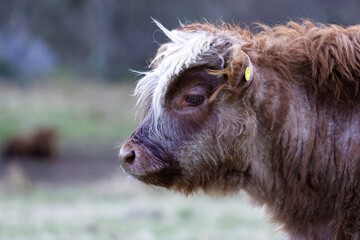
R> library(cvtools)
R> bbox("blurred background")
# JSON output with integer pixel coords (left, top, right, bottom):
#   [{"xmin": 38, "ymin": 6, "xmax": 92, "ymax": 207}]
[{"xmin": 0, "ymin": 0, "xmax": 358, "ymax": 239}]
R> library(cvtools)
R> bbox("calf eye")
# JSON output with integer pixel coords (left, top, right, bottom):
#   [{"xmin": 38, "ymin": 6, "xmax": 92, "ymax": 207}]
[{"xmin": 185, "ymin": 94, "xmax": 205, "ymax": 106}]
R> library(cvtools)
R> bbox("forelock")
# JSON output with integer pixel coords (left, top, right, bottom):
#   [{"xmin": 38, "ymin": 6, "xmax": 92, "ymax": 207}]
[{"xmin": 134, "ymin": 21, "xmax": 238, "ymax": 124}]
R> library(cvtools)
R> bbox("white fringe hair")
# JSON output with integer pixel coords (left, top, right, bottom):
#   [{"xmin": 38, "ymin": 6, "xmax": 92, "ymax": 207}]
[{"xmin": 134, "ymin": 20, "xmax": 241, "ymax": 126}]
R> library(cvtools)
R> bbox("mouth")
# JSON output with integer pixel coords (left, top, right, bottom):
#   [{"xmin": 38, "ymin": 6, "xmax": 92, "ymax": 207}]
[
  {"xmin": 120, "ymin": 164, "xmax": 179, "ymax": 189},
  {"xmin": 135, "ymin": 166, "xmax": 181, "ymax": 188},
  {"xmin": 120, "ymin": 155, "xmax": 181, "ymax": 188}
]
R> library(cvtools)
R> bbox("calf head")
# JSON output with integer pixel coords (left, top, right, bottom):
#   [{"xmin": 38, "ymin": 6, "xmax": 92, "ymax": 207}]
[{"xmin": 119, "ymin": 22, "xmax": 262, "ymax": 194}]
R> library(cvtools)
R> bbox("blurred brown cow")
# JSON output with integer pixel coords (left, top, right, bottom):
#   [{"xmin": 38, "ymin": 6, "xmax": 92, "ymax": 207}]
[{"xmin": 2, "ymin": 127, "xmax": 58, "ymax": 161}]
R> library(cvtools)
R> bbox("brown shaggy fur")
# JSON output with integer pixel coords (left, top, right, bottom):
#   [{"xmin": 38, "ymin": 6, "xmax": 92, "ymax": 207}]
[
  {"xmin": 2, "ymin": 128, "xmax": 58, "ymax": 160},
  {"xmin": 120, "ymin": 21, "xmax": 360, "ymax": 239}
]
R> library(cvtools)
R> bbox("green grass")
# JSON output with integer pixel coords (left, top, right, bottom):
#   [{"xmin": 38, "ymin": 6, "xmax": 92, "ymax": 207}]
[{"xmin": 0, "ymin": 179, "xmax": 283, "ymax": 240}]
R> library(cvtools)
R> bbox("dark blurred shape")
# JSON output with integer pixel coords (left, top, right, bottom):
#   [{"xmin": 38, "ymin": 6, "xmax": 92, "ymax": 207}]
[
  {"xmin": 2, "ymin": 127, "xmax": 58, "ymax": 161},
  {"xmin": 0, "ymin": 0, "xmax": 359, "ymax": 80}
]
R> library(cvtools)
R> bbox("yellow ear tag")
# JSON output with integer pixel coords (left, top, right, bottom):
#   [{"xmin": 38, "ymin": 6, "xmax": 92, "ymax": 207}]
[{"xmin": 245, "ymin": 66, "xmax": 251, "ymax": 81}]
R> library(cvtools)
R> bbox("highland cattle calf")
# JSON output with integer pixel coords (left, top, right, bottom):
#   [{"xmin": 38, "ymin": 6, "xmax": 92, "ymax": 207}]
[{"xmin": 119, "ymin": 20, "xmax": 360, "ymax": 239}]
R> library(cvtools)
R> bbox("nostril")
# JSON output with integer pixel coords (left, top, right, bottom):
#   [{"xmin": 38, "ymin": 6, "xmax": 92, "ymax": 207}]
[
  {"xmin": 124, "ymin": 150, "xmax": 135, "ymax": 164},
  {"xmin": 119, "ymin": 147, "xmax": 136, "ymax": 166}
]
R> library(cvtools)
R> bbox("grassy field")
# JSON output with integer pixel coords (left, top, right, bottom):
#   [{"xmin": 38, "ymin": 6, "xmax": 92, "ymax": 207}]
[
  {"xmin": 0, "ymin": 81, "xmax": 283, "ymax": 240},
  {"xmin": 0, "ymin": 178, "xmax": 283, "ymax": 240}
]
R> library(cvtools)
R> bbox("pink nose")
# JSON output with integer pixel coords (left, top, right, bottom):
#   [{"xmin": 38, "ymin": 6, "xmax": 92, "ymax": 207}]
[{"xmin": 119, "ymin": 144, "xmax": 137, "ymax": 173}]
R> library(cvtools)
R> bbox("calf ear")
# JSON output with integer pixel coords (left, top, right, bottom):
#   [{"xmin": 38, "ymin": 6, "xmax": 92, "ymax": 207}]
[{"xmin": 226, "ymin": 44, "xmax": 254, "ymax": 88}]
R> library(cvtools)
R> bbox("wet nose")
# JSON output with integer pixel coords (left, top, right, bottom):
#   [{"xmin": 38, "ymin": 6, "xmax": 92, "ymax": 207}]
[{"xmin": 119, "ymin": 144, "xmax": 137, "ymax": 172}]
